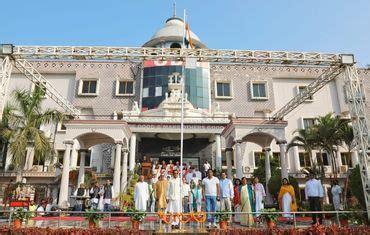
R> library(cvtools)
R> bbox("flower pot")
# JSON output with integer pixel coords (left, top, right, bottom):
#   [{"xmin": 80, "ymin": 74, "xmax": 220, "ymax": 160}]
[
  {"xmin": 340, "ymin": 218, "xmax": 349, "ymax": 227},
  {"xmin": 88, "ymin": 220, "xmax": 97, "ymax": 229},
  {"xmin": 219, "ymin": 220, "xmax": 228, "ymax": 230},
  {"xmin": 267, "ymin": 220, "xmax": 276, "ymax": 229},
  {"xmin": 13, "ymin": 219, "xmax": 22, "ymax": 229},
  {"xmin": 132, "ymin": 220, "xmax": 141, "ymax": 230}
]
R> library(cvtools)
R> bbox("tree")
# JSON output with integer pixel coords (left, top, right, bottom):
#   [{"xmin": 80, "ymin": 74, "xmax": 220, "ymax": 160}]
[
  {"xmin": 349, "ymin": 165, "xmax": 365, "ymax": 209},
  {"xmin": 287, "ymin": 128, "xmax": 318, "ymax": 174},
  {"xmin": 0, "ymin": 88, "xmax": 63, "ymax": 181},
  {"xmin": 314, "ymin": 113, "xmax": 344, "ymax": 176}
]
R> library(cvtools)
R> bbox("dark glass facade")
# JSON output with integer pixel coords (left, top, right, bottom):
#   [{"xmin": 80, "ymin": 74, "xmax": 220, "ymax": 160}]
[{"xmin": 142, "ymin": 61, "xmax": 210, "ymax": 110}]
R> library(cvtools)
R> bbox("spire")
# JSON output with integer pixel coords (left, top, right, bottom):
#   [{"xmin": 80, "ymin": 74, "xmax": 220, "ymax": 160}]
[{"xmin": 173, "ymin": 1, "xmax": 176, "ymax": 17}]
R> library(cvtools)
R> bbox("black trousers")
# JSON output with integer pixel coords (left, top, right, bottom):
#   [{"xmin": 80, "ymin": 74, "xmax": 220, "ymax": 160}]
[{"xmin": 308, "ymin": 196, "xmax": 323, "ymax": 223}]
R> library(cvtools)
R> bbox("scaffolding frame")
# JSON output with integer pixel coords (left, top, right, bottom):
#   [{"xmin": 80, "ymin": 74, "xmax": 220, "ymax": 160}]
[{"xmin": 0, "ymin": 45, "xmax": 369, "ymax": 218}]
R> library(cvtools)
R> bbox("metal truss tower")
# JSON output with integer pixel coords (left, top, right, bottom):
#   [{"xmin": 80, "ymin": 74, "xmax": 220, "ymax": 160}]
[{"xmin": 1, "ymin": 45, "xmax": 369, "ymax": 218}]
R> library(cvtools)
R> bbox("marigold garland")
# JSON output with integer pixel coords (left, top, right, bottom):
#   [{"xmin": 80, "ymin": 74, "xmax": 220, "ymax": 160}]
[
  {"xmin": 179, "ymin": 213, "xmax": 192, "ymax": 224},
  {"xmin": 191, "ymin": 212, "xmax": 207, "ymax": 223}
]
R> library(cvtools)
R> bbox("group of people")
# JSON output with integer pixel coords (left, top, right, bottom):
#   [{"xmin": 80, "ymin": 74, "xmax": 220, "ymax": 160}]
[
  {"xmin": 73, "ymin": 180, "xmax": 115, "ymax": 212},
  {"xmin": 134, "ymin": 166, "xmax": 268, "ymax": 228}
]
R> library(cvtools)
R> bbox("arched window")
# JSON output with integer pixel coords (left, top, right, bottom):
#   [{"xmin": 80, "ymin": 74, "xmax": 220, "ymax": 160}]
[{"xmin": 170, "ymin": 43, "xmax": 181, "ymax": 49}]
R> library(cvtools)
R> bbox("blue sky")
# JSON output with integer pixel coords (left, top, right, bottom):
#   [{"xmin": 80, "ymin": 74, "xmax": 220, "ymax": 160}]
[{"xmin": 2, "ymin": 0, "xmax": 370, "ymax": 66}]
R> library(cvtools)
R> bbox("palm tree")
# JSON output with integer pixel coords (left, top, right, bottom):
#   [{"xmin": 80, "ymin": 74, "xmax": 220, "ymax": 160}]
[
  {"xmin": 313, "ymin": 113, "xmax": 343, "ymax": 177},
  {"xmin": 0, "ymin": 88, "xmax": 63, "ymax": 182},
  {"xmin": 287, "ymin": 128, "xmax": 318, "ymax": 174}
]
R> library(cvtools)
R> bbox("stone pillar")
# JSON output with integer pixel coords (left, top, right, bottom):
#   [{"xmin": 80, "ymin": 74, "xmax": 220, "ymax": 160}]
[
  {"xmin": 52, "ymin": 186, "xmax": 59, "ymax": 204},
  {"xmin": 225, "ymin": 148, "xmax": 233, "ymax": 179},
  {"xmin": 292, "ymin": 146, "xmax": 300, "ymax": 171},
  {"xmin": 336, "ymin": 148, "xmax": 342, "ymax": 171},
  {"xmin": 58, "ymin": 140, "xmax": 73, "ymax": 208},
  {"xmin": 70, "ymin": 140, "xmax": 79, "ymax": 170},
  {"xmin": 351, "ymin": 150, "xmax": 359, "ymax": 166},
  {"xmin": 264, "ymin": 147, "xmax": 273, "ymax": 205},
  {"xmin": 129, "ymin": 134, "xmax": 136, "ymax": 172},
  {"xmin": 121, "ymin": 149, "xmax": 129, "ymax": 193},
  {"xmin": 235, "ymin": 140, "xmax": 243, "ymax": 179},
  {"xmin": 24, "ymin": 147, "xmax": 35, "ymax": 170},
  {"xmin": 215, "ymin": 134, "xmax": 222, "ymax": 171},
  {"xmin": 77, "ymin": 151, "xmax": 86, "ymax": 187},
  {"xmin": 113, "ymin": 141, "xmax": 122, "ymax": 197},
  {"xmin": 278, "ymin": 140, "xmax": 288, "ymax": 179}
]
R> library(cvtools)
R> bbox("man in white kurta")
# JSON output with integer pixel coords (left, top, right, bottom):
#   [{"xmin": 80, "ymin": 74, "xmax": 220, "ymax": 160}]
[
  {"xmin": 167, "ymin": 169, "xmax": 181, "ymax": 229},
  {"xmin": 134, "ymin": 175, "xmax": 149, "ymax": 211}
]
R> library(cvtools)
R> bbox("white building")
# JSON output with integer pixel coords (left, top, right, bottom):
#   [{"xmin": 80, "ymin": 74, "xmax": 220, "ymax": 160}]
[{"xmin": 0, "ymin": 13, "xmax": 369, "ymax": 206}]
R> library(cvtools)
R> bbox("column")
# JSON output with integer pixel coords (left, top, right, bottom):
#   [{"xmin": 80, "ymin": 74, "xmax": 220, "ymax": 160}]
[
  {"xmin": 235, "ymin": 140, "xmax": 243, "ymax": 179},
  {"xmin": 225, "ymin": 148, "xmax": 233, "ymax": 179},
  {"xmin": 77, "ymin": 151, "xmax": 86, "ymax": 187},
  {"xmin": 129, "ymin": 134, "xmax": 136, "ymax": 172},
  {"xmin": 264, "ymin": 147, "xmax": 273, "ymax": 205},
  {"xmin": 58, "ymin": 140, "xmax": 73, "ymax": 208},
  {"xmin": 215, "ymin": 134, "xmax": 222, "ymax": 172},
  {"xmin": 336, "ymin": 147, "xmax": 342, "ymax": 173},
  {"xmin": 70, "ymin": 140, "xmax": 79, "ymax": 170},
  {"xmin": 24, "ymin": 147, "xmax": 35, "ymax": 170},
  {"xmin": 292, "ymin": 146, "xmax": 300, "ymax": 172},
  {"xmin": 278, "ymin": 140, "xmax": 288, "ymax": 179},
  {"xmin": 121, "ymin": 149, "xmax": 129, "ymax": 193},
  {"xmin": 351, "ymin": 150, "xmax": 359, "ymax": 166},
  {"xmin": 113, "ymin": 141, "xmax": 122, "ymax": 197}
]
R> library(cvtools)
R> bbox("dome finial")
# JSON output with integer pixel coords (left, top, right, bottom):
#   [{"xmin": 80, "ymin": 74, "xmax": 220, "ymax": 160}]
[{"xmin": 173, "ymin": 1, "xmax": 176, "ymax": 17}]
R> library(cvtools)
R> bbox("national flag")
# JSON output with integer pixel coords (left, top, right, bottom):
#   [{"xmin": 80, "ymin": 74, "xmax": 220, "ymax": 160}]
[{"xmin": 184, "ymin": 22, "xmax": 193, "ymax": 49}]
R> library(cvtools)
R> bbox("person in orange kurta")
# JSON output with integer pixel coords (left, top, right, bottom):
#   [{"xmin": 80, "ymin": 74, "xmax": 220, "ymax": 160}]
[
  {"xmin": 154, "ymin": 172, "xmax": 169, "ymax": 211},
  {"xmin": 278, "ymin": 178, "xmax": 297, "ymax": 224}
]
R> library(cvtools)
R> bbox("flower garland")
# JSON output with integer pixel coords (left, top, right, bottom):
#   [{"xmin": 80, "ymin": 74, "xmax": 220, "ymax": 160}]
[
  {"xmin": 158, "ymin": 212, "xmax": 207, "ymax": 224},
  {"xmin": 191, "ymin": 212, "xmax": 207, "ymax": 223},
  {"xmin": 179, "ymin": 213, "xmax": 192, "ymax": 224},
  {"xmin": 157, "ymin": 211, "xmax": 173, "ymax": 224}
]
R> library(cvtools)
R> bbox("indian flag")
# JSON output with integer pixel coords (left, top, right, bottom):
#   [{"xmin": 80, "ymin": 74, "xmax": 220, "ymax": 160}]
[{"xmin": 184, "ymin": 22, "xmax": 193, "ymax": 49}]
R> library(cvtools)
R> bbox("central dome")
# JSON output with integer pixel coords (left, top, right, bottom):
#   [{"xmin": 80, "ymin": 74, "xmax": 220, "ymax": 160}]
[{"xmin": 143, "ymin": 16, "xmax": 206, "ymax": 49}]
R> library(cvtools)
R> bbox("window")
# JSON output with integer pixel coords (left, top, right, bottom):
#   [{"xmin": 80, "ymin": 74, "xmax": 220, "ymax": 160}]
[
  {"xmin": 215, "ymin": 81, "xmax": 232, "ymax": 98},
  {"xmin": 297, "ymin": 85, "xmax": 313, "ymax": 101},
  {"xmin": 116, "ymin": 80, "xmax": 134, "ymax": 96},
  {"xmin": 299, "ymin": 152, "xmax": 311, "ymax": 168},
  {"xmin": 316, "ymin": 152, "xmax": 329, "ymax": 166},
  {"xmin": 254, "ymin": 152, "xmax": 264, "ymax": 168},
  {"xmin": 57, "ymin": 150, "xmax": 65, "ymax": 164},
  {"xmin": 251, "ymin": 81, "xmax": 268, "ymax": 99},
  {"xmin": 303, "ymin": 118, "xmax": 315, "ymax": 129},
  {"xmin": 77, "ymin": 151, "xmax": 91, "ymax": 167},
  {"xmin": 57, "ymin": 122, "xmax": 66, "ymax": 132},
  {"xmin": 78, "ymin": 79, "xmax": 99, "ymax": 95},
  {"xmin": 341, "ymin": 152, "xmax": 353, "ymax": 168}
]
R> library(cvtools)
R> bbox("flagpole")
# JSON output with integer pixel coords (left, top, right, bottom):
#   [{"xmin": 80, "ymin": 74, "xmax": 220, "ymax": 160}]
[{"xmin": 179, "ymin": 9, "xmax": 186, "ymax": 226}]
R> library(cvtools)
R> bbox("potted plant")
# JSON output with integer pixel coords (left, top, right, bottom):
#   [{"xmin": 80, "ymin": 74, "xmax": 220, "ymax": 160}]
[
  {"xmin": 84, "ymin": 209, "xmax": 105, "ymax": 228},
  {"xmin": 12, "ymin": 208, "xmax": 30, "ymax": 229},
  {"xmin": 338, "ymin": 212, "xmax": 350, "ymax": 227},
  {"xmin": 215, "ymin": 210, "xmax": 230, "ymax": 230},
  {"xmin": 260, "ymin": 208, "xmax": 279, "ymax": 229},
  {"xmin": 127, "ymin": 208, "xmax": 146, "ymax": 230}
]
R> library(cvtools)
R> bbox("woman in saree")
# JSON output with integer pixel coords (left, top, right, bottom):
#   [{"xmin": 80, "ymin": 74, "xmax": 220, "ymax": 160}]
[
  {"xmin": 233, "ymin": 178, "xmax": 241, "ymax": 223},
  {"xmin": 240, "ymin": 177, "xmax": 254, "ymax": 226},
  {"xmin": 278, "ymin": 178, "xmax": 297, "ymax": 223}
]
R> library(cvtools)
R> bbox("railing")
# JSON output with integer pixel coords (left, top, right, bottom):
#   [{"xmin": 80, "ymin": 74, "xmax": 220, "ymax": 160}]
[{"xmin": 1, "ymin": 210, "xmax": 368, "ymax": 229}]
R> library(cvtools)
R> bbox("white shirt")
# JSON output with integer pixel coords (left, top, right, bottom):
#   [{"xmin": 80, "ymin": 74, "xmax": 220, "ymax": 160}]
[
  {"xmin": 37, "ymin": 206, "xmax": 45, "ymax": 216},
  {"xmin": 203, "ymin": 163, "xmax": 211, "ymax": 172},
  {"xmin": 167, "ymin": 177, "xmax": 181, "ymax": 200},
  {"xmin": 182, "ymin": 183, "xmax": 190, "ymax": 198},
  {"xmin": 202, "ymin": 176, "xmax": 219, "ymax": 196},
  {"xmin": 305, "ymin": 178, "xmax": 324, "ymax": 199}
]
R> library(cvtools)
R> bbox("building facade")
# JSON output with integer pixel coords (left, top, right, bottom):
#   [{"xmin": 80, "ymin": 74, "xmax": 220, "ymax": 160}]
[{"xmin": 1, "ymin": 14, "xmax": 370, "ymax": 206}]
